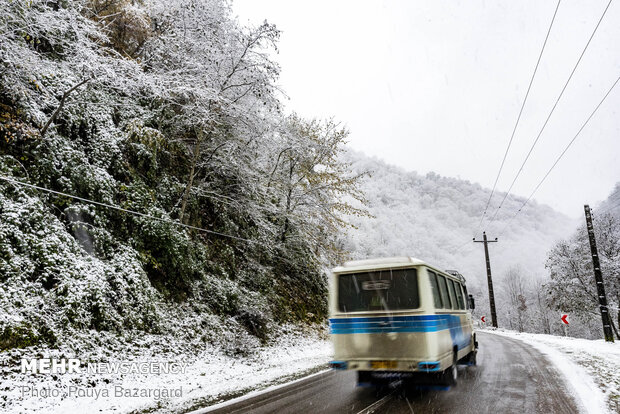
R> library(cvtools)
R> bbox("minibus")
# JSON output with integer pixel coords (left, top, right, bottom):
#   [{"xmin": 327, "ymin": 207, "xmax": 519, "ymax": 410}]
[{"xmin": 328, "ymin": 257, "xmax": 477, "ymax": 386}]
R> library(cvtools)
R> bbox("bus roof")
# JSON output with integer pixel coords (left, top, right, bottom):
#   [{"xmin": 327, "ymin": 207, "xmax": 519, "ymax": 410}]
[
  {"xmin": 331, "ymin": 256, "xmax": 467, "ymax": 284},
  {"xmin": 332, "ymin": 256, "xmax": 427, "ymax": 273}
]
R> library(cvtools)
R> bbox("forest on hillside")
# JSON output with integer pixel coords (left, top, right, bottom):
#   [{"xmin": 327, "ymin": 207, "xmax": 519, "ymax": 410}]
[
  {"xmin": 0, "ymin": 0, "xmax": 368, "ymax": 353},
  {"xmin": 341, "ymin": 150, "xmax": 573, "ymax": 284}
]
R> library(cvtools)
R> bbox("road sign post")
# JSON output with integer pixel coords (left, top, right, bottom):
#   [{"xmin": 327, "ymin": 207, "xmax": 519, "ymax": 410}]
[{"xmin": 561, "ymin": 314, "xmax": 569, "ymax": 337}]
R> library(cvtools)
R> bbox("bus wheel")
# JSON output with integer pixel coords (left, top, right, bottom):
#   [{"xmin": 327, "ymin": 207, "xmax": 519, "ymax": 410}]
[
  {"xmin": 468, "ymin": 350, "xmax": 477, "ymax": 366},
  {"xmin": 443, "ymin": 352, "xmax": 458, "ymax": 386}
]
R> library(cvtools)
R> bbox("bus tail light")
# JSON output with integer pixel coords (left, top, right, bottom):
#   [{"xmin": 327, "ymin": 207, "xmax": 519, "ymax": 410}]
[
  {"xmin": 418, "ymin": 361, "xmax": 440, "ymax": 372},
  {"xmin": 329, "ymin": 360, "xmax": 348, "ymax": 370}
]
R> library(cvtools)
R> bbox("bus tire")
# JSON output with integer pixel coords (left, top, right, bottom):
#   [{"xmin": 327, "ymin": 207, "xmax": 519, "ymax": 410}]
[
  {"xmin": 443, "ymin": 352, "xmax": 458, "ymax": 386},
  {"xmin": 468, "ymin": 350, "xmax": 477, "ymax": 366}
]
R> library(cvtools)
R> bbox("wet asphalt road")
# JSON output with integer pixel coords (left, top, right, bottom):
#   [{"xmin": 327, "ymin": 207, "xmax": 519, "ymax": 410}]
[{"xmin": 201, "ymin": 332, "xmax": 579, "ymax": 414}]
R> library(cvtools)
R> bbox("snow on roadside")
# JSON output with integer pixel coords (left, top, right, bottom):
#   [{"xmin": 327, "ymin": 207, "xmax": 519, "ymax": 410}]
[
  {"xmin": 170, "ymin": 330, "xmax": 332, "ymax": 413},
  {"xmin": 0, "ymin": 325, "xmax": 333, "ymax": 414},
  {"xmin": 485, "ymin": 328, "xmax": 619, "ymax": 414}
]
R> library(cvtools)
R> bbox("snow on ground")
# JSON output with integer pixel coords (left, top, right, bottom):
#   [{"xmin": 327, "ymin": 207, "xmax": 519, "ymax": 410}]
[
  {"xmin": 0, "ymin": 325, "xmax": 333, "ymax": 414},
  {"xmin": 486, "ymin": 328, "xmax": 619, "ymax": 414}
]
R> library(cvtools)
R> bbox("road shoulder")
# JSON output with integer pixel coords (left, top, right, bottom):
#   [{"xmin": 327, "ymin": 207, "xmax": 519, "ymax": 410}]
[{"xmin": 484, "ymin": 329, "xmax": 616, "ymax": 414}]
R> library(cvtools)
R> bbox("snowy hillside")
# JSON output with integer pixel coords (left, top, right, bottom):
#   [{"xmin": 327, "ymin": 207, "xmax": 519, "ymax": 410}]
[
  {"xmin": 341, "ymin": 150, "xmax": 575, "ymax": 291},
  {"xmin": 598, "ymin": 183, "xmax": 620, "ymax": 217}
]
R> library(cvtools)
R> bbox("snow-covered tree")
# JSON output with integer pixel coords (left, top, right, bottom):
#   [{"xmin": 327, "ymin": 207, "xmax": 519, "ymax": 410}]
[
  {"xmin": 546, "ymin": 213, "xmax": 620, "ymax": 339},
  {"xmin": 138, "ymin": 0, "xmax": 281, "ymax": 224},
  {"xmin": 268, "ymin": 114, "xmax": 369, "ymax": 264},
  {"xmin": 501, "ymin": 266, "xmax": 528, "ymax": 332}
]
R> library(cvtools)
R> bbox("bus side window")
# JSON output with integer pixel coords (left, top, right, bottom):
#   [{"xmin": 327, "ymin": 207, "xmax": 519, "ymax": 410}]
[
  {"xmin": 462, "ymin": 285, "xmax": 469, "ymax": 309},
  {"xmin": 437, "ymin": 275, "xmax": 451, "ymax": 309},
  {"xmin": 454, "ymin": 282, "xmax": 465, "ymax": 309},
  {"xmin": 428, "ymin": 270, "xmax": 443, "ymax": 309},
  {"xmin": 446, "ymin": 279, "xmax": 458, "ymax": 310}
]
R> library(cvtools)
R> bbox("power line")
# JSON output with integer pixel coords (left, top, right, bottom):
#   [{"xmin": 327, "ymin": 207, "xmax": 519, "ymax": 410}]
[
  {"xmin": 487, "ymin": 0, "xmax": 614, "ymax": 228},
  {"xmin": 453, "ymin": 238, "xmax": 474, "ymax": 254},
  {"xmin": 0, "ymin": 175, "xmax": 261, "ymax": 245},
  {"xmin": 475, "ymin": 0, "xmax": 562, "ymax": 236},
  {"xmin": 497, "ymin": 72, "xmax": 620, "ymax": 238}
]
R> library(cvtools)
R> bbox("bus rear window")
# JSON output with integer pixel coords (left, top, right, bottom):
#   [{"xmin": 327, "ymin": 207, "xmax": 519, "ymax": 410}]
[{"xmin": 337, "ymin": 268, "xmax": 419, "ymax": 312}]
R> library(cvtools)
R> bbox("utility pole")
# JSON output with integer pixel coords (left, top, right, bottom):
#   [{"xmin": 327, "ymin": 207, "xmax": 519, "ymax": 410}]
[
  {"xmin": 584, "ymin": 205, "xmax": 615, "ymax": 342},
  {"xmin": 474, "ymin": 232, "xmax": 498, "ymax": 328}
]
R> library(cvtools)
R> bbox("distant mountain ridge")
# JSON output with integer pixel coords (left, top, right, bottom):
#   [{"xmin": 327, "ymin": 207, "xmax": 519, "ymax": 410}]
[
  {"xmin": 341, "ymin": 150, "xmax": 576, "ymax": 293},
  {"xmin": 597, "ymin": 182, "xmax": 620, "ymax": 217}
]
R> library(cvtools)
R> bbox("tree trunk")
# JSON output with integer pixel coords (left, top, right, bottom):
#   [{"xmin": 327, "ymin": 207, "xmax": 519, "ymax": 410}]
[
  {"xmin": 281, "ymin": 187, "xmax": 292, "ymax": 243},
  {"xmin": 610, "ymin": 311, "xmax": 620, "ymax": 340},
  {"xmin": 179, "ymin": 130, "xmax": 203, "ymax": 224},
  {"xmin": 617, "ymin": 294, "xmax": 620, "ymax": 340},
  {"xmin": 280, "ymin": 162, "xmax": 294, "ymax": 243},
  {"xmin": 536, "ymin": 288, "xmax": 549, "ymax": 334}
]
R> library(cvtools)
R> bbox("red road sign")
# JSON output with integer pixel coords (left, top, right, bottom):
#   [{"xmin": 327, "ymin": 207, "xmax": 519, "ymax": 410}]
[
  {"xmin": 561, "ymin": 314, "xmax": 569, "ymax": 325},
  {"xmin": 481, "ymin": 316, "xmax": 486, "ymax": 323}
]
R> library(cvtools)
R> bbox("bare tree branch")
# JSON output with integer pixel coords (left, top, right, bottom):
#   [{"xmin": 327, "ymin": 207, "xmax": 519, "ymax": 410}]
[{"xmin": 40, "ymin": 78, "xmax": 90, "ymax": 138}]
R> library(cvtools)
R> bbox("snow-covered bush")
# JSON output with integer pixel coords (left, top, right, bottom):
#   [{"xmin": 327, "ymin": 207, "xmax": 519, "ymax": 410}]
[{"xmin": 0, "ymin": 186, "xmax": 163, "ymax": 349}]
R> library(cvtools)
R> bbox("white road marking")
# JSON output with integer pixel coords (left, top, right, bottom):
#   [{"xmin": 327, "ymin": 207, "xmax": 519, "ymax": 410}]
[{"xmin": 355, "ymin": 390, "xmax": 396, "ymax": 414}]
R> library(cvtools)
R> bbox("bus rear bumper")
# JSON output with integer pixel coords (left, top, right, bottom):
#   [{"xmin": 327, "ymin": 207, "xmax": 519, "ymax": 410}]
[
  {"xmin": 356, "ymin": 370, "xmax": 449, "ymax": 386},
  {"xmin": 329, "ymin": 359, "xmax": 446, "ymax": 372}
]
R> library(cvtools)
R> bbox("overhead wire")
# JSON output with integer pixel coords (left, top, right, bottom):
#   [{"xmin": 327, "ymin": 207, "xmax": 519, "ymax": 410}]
[
  {"xmin": 0, "ymin": 174, "xmax": 261, "ymax": 245},
  {"xmin": 487, "ymin": 0, "xmax": 614, "ymax": 229},
  {"xmin": 453, "ymin": 238, "xmax": 474, "ymax": 255},
  {"xmin": 0, "ymin": 174, "xmax": 337, "ymax": 272},
  {"xmin": 496, "ymin": 72, "xmax": 620, "ymax": 239},
  {"xmin": 475, "ymin": 0, "xmax": 562, "ymax": 237}
]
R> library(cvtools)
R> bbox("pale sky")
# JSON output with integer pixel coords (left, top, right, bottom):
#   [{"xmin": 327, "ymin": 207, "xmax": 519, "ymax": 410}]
[{"xmin": 232, "ymin": 0, "xmax": 620, "ymax": 219}]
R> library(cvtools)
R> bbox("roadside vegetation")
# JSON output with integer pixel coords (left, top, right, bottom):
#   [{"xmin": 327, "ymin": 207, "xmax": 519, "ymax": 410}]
[{"xmin": 0, "ymin": 0, "xmax": 368, "ymax": 353}]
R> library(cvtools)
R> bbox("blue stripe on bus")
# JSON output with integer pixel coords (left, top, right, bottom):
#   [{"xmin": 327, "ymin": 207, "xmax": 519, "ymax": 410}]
[
  {"xmin": 329, "ymin": 314, "xmax": 450, "ymax": 323},
  {"xmin": 329, "ymin": 315, "xmax": 471, "ymax": 350}
]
